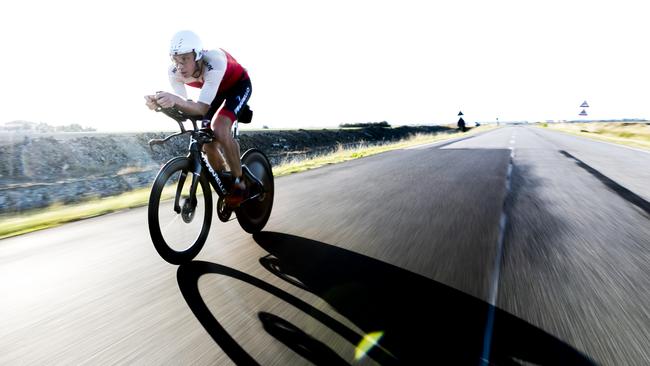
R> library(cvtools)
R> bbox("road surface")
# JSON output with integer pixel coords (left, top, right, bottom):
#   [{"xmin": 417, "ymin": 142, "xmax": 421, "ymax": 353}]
[{"xmin": 1, "ymin": 126, "xmax": 649, "ymax": 365}]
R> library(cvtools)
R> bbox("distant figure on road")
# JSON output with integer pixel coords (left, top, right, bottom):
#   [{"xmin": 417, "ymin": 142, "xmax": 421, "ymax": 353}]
[{"xmin": 457, "ymin": 117, "xmax": 466, "ymax": 132}]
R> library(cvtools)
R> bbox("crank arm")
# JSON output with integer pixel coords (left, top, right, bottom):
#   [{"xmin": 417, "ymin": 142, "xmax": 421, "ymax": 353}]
[{"xmin": 240, "ymin": 192, "xmax": 262, "ymax": 206}]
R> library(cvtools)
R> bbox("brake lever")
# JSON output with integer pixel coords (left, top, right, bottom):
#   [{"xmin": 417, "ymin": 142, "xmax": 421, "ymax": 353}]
[
  {"xmin": 148, "ymin": 138, "xmax": 163, "ymax": 153},
  {"xmin": 148, "ymin": 130, "xmax": 192, "ymax": 152}
]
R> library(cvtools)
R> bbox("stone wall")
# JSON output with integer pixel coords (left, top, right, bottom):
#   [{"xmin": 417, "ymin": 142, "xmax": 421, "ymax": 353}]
[{"xmin": 0, "ymin": 125, "xmax": 452, "ymax": 213}]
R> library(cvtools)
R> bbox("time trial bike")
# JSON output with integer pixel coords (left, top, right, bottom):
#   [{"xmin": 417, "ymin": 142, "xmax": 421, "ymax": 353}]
[{"xmin": 147, "ymin": 104, "xmax": 273, "ymax": 264}]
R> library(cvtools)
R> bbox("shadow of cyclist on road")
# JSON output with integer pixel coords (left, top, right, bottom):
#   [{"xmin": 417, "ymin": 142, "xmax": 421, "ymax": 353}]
[
  {"xmin": 252, "ymin": 231, "xmax": 595, "ymax": 365},
  {"xmin": 176, "ymin": 232, "xmax": 595, "ymax": 365}
]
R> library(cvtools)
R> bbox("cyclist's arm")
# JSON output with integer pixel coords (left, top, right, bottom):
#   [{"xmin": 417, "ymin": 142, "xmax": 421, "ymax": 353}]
[
  {"xmin": 174, "ymin": 98, "xmax": 210, "ymax": 116},
  {"xmin": 167, "ymin": 66, "xmax": 209, "ymax": 116},
  {"xmin": 168, "ymin": 66, "xmax": 188, "ymax": 98},
  {"xmin": 197, "ymin": 61, "xmax": 225, "ymax": 107},
  {"xmin": 173, "ymin": 65, "xmax": 224, "ymax": 117}
]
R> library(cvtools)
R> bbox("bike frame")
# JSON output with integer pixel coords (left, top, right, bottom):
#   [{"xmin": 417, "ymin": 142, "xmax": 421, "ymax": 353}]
[{"xmin": 149, "ymin": 107, "xmax": 264, "ymax": 213}]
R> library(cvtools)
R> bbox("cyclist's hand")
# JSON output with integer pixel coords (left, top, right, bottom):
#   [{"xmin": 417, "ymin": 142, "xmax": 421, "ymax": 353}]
[
  {"xmin": 155, "ymin": 92, "xmax": 180, "ymax": 109},
  {"xmin": 144, "ymin": 95, "xmax": 158, "ymax": 110}
]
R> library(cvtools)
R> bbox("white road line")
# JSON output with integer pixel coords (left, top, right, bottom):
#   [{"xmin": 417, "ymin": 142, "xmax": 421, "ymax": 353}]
[
  {"xmin": 480, "ymin": 147, "xmax": 514, "ymax": 365},
  {"xmin": 540, "ymin": 128, "xmax": 650, "ymax": 155},
  {"xmin": 488, "ymin": 212, "xmax": 508, "ymax": 305},
  {"xmin": 576, "ymin": 136, "xmax": 650, "ymax": 154},
  {"xmin": 403, "ymin": 134, "xmax": 475, "ymax": 149},
  {"xmin": 404, "ymin": 127, "xmax": 502, "ymax": 150},
  {"xmin": 404, "ymin": 141, "xmax": 446, "ymax": 150}
]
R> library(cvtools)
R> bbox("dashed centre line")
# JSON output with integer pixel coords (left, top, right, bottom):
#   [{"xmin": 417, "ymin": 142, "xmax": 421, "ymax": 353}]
[{"xmin": 480, "ymin": 144, "xmax": 515, "ymax": 365}]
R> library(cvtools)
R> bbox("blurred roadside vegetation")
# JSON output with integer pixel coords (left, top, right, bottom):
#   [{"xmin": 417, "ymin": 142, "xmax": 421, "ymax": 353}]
[
  {"xmin": 539, "ymin": 122, "xmax": 650, "ymax": 151},
  {"xmin": 0, "ymin": 125, "xmax": 497, "ymax": 239}
]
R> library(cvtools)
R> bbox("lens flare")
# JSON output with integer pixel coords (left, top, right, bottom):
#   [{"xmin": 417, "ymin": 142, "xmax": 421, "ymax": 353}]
[{"xmin": 354, "ymin": 331, "xmax": 384, "ymax": 361}]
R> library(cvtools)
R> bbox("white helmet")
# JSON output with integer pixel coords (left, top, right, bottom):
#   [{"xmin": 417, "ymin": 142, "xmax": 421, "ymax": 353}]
[{"xmin": 169, "ymin": 30, "xmax": 203, "ymax": 61}]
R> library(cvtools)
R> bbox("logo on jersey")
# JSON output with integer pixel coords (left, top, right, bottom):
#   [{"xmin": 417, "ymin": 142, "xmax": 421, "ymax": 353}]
[{"xmin": 204, "ymin": 61, "xmax": 213, "ymax": 71}]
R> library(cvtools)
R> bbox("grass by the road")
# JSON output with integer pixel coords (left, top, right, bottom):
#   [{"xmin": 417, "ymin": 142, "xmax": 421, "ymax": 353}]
[
  {"xmin": 0, "ymin": 189, "xmax": 153, "ymax": 239},
  {"xmin": 0, "ymin": 125, "xmax": 497, "ymax": 239},
  {"xmin": 539, "ymin": 122, "xmax": 650, "ymax": 151}
]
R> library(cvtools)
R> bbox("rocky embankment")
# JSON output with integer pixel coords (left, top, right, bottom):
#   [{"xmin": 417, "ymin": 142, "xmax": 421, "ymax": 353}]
[{"xmin": 0, "ymin": 125, "xmax": 452, "ymax": 213}]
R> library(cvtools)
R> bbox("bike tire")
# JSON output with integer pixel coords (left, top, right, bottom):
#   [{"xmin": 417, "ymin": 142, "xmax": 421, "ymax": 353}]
[
  {"xmin": 236, "ymin": 149, "xmax": 274, "ymax": 233},
  {"xmin": 148, "ymin": 157, "xmax": 213, "ymax": 264}
]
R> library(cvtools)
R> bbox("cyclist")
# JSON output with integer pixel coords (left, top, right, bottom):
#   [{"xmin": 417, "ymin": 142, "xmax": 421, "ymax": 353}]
[{"xmin": 145, "ymin": 30, "xmax": 252, "ymax": 207}]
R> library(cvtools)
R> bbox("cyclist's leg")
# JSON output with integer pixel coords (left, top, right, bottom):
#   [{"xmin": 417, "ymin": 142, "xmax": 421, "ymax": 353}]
[
  {"xmin": 212, "ymin": 113, "xmax": 242, "ymax": 179},
  {"xmin": 212, "ymin": 77, "xmax": 252, "ymax": 182},
  {"xmin": 201, "ymin": 142, "xmax": 227, "ymax": 171},
  {"xmin": 214, "ymin": 78, "xmax": 251, "ymax": 206},
  {"xmin": 203, "ymin": 94, "xmax": 228, "ymax": 172}
]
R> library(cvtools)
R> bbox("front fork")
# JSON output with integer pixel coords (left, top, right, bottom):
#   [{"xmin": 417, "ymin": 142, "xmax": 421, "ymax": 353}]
[
  {"xmin": 173, "ymin": 171, "xmax": 202, "ymax": 214},
  {"xmin": 174, "ymin": 145, "xmax": 203, "ymax": 214}
]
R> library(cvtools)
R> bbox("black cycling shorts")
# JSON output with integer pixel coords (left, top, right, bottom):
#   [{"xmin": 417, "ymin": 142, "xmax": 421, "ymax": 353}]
[{"xmin": 206, "ymin": 76, "xmax": 252, "ymax": 123}]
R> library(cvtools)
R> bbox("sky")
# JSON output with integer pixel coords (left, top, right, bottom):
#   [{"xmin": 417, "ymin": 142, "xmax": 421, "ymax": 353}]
[{"xmin": 1, "ymin": 0, "xmax": 648, "ymax": 132}]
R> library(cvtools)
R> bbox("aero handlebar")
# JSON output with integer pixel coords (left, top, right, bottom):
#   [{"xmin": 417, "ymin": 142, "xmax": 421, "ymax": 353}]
[{"xmin": 148, "ymin": 101, "xmax": 208, "ymax": 151}]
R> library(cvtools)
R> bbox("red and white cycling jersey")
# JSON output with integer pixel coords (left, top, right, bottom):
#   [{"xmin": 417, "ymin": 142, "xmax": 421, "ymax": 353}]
[{"xmin": 168, "ymin": 48, "xmax": 248, "ymax": 106}]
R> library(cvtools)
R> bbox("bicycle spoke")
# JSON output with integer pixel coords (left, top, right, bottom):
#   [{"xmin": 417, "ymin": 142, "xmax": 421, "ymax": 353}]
[{"xmin": 160, "ymin": 209, "xmax": 182, "ymax": 232}]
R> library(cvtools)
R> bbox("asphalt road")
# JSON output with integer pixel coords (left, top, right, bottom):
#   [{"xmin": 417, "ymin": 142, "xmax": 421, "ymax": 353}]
[{"xmin": 1, "ymin": 126, "xmax": 648, "ymax": 365}]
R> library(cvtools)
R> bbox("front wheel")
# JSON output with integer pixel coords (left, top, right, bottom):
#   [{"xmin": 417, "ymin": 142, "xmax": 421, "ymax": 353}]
[
  {"xmin": 148, "ymin": 157, "xmax": 213, "ymax": 264},
  {"xmin": 236, "ymin": 149, "xmax": 274, "ymax": 233}
]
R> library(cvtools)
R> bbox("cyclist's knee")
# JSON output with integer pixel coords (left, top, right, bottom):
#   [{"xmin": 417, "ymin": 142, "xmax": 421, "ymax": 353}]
[{"xmin": 211, "ymin": 115, "xmax": 233, "ymax": 143}]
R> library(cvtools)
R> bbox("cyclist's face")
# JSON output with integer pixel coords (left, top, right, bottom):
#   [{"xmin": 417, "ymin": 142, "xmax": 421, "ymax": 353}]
[{"xmin": 172, "ymin": 53, "xmax": 196, "ymax": 77}]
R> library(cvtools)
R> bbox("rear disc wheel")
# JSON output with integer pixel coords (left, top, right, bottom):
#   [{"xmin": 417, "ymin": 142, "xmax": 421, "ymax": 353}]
[{"xmin": 235, "ymin": 149, "xmax": 274, "ymax": 233}]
